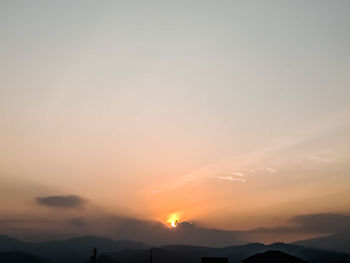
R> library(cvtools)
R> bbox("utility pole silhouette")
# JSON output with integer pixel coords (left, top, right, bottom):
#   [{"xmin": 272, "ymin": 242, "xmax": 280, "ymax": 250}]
[
  {"xmin": 90, "ymin": 248, "xmax": 97, "ymax": 263},
  {"xmin": 150, "ymin": 248, "xmax": 153, "ymax": 263}
]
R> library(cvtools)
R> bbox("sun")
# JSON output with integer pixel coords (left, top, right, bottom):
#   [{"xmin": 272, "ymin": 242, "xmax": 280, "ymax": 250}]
[{"xmin": 166, "ymin": 213, "xmax": 179, "ymax": 228}]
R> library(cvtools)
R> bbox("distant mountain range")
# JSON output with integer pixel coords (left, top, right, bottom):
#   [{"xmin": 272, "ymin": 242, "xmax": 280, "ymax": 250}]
[
  {"xmin": 294, "ymin": 231, "xmax": 350, "ymax": 254},
  {"xmin": 104, "ymin": 242, "xmax": 350, "ymax": 263},
  {"xmin": 0, "ymin": 235, "xmax": 148, "ymax": 263},
  {"xmin": 241, "ymin": 250, "xmax": 307, "ymax": 263},
  {"xmin": 1, "ymin": 234, "xmax": 350, "ymax": 263}
]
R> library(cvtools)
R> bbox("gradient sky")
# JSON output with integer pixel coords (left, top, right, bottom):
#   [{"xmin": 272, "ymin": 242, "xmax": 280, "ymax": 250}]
[{"xmin": 1, "ymin": 0, "xmax": 350, "ymax": 240}]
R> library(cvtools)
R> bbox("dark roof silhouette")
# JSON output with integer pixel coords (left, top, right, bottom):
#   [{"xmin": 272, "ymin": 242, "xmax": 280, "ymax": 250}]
[
  {"xmin": 242, "ymin": 250, "xmax": 307, "ymax": 263},
  {"xmin": 202, "ymin": 257, "xmax": 229, "ymax": 263}
]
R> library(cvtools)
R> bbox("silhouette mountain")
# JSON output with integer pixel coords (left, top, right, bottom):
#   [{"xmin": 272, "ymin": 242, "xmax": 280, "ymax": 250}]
[
  {"xmin": 293, "ymin": 231, "xmax": 350, "ymax": 254},
  {"xmin": 104, "ymin": 242, "xmax": 350, "ymax": 263},
  {"xmin": 0, "ymin": 251, "xmax": 52, "ymax": 263},
  {"xmin": 1, "ymin": 235, "xmax": 349, "ymax": 263},
  {"xmin": 242, "ymin": 250, "xmax": 306, "ymax": 263},
  {"xmin": 0, "ymin": 235, "xmax": 25, "ymax": 250},
  {"xmin": 0, "ymin": 235, "xmax": 148, "ymax": 263}
]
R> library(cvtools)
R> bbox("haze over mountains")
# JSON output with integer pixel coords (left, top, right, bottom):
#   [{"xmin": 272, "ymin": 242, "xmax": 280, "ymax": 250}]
[
  {"xmin": 2, "ymin": 211, "xmax": 350, "ymax": 263},
  {"xmin": 2, "ymin": 212, "xmax": 349, "ymax": 245},
  {"xmin": 1, "ymin": 219, "xmax": 350, "ymax": 262},
  {"xmin": 2, "ymin": 216, "xmax": 350, "ymax": 263},
  {"xmin": 114, "ymin": 220, "xmax": 244, "ymax": 247}
]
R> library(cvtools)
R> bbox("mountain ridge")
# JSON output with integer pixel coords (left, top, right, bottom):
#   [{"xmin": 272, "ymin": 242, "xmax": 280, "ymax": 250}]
[
  {"xmin": 294, "ymin": 231, "xmax": 350, "ymax": 254},
  {"xmin": 1, "ymin": 234, "xmax": 350, "ymax": 263}
]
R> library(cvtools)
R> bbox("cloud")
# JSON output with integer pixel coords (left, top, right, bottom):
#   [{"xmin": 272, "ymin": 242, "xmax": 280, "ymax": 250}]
[
  {"xmin": 251, "ymin": 213, "xmax": 350, "ymax": 234},
  {"xmin": 216, "ymin": 176, "xmax": 246, "ymax": 183},
  {"xmin": 232, "ymin": 172, "xmax": 245, "ymax": 177},
  {"xmin": 292, "ymin": 213, "xmax": 350, "ymax": 233},
  {"xmin": 305, "ymin": 154, "xmax": 333, "ymax": 163},
  {"xmin": 0, "ymin": 218, "xmax": 54, "ymax": 226},
  {"xmin": 266, "ymin": 167, "xmax": 277, "ymax": 173},
  {"xmin": 249, "ymin": 225, "xmax": 297, "ymax": 234},
  {"xmin": 35, "ymin": 195, "xmax": 87, "ymax": 209},
  {"xmin": 69, "ymin": 217, "xmax": 85, "ymax": 226},
  {"xmin": 114, "ymin": 219, "xmax": 243, "ymax": 247}
]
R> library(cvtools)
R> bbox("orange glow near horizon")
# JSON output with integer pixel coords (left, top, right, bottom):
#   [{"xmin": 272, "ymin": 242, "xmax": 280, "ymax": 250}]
[{"xmin": 166, "ymin": 213, "xmax": 179, "ymax": 228}]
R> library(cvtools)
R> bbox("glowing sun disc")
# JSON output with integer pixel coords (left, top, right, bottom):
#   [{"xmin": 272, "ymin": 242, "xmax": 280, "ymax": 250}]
[
  {"xmin": 167, "ymin": 213, "xmax": 179, "ymax": 228},
  {"xmin": 170, "ymin": 220, "xmax": 178, "ymax": 228}
]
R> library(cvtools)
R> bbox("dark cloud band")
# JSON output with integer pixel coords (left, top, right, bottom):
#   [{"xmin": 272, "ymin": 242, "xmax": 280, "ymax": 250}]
[
  {"xmin": 251, "ymin": 213, "xmax": 350, "ymax": 234},
  {"xmin": 35, "ymin": 195, "xmax": 87, "ymax": 208}
]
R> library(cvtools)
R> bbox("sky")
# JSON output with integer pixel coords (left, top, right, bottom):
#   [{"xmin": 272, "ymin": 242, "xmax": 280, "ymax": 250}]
[{"xmin": 0, "ymin": 0, "xmax": 350, "ymax": 242}]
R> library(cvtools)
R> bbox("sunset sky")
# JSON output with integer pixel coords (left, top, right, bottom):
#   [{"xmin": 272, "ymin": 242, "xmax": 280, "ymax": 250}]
[{"xmin": 1, "ymin": 1, "xmax": 350, "ymax": 242}]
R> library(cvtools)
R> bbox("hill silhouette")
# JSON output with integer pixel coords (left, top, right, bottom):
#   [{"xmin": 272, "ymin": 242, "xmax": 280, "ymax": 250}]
[
  {"xmin": 1, "ymin": 235, "xmax": 350, "ymax": 263},
  {"xmin": 294, "ymin": 231, "xmax": 350, "ymax": 254},
  {"xmin": 242, "ymin": 250, "xmax": 306, "ymax": 263},
  {"xmin": 0, "ymin": 235, "xmax": 148, "ymax": 263},
  {"xmin": 0, "ymin": 251, "xmax": 52, "ymax": 263},
  {"xmin": 104, "ymin": 242, "xmax": 350, "ymax": 263}
]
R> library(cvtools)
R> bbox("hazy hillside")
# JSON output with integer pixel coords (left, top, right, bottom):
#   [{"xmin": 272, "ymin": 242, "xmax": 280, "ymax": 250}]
[
  {"xmin": 1, "ymin": 235, "xmax": 350, "ymax": 263},
  {"xmin": 0, "ymin": 235, "xmax": 148, "ymax": 263},
  {"xmin": 294, "ymin": 232, "xmax": 350, "ymax": 254},
  {"xmin": 0, "ymin": 251, "xmax": 52, "ymax": 263},
  {"xmin": 105, "ymin": 242, "xmax": 350, "ymax": 263}
]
